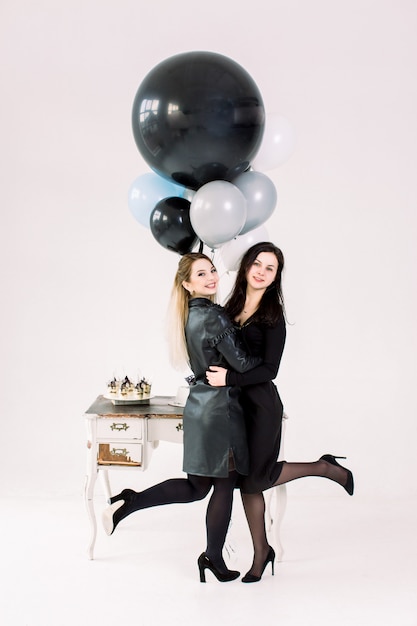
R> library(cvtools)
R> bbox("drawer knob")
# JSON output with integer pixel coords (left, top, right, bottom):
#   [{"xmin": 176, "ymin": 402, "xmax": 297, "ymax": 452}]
[
  {"xmin": 110, "ymin": 422, "xmax": 129, "ymax": 431},
  {"xmin": 110, "ymin": 447, "xmax": 129, "ymax": 457},
  {"xmin": 176, "ymin": 422, "xmax": 183, "ymax": 432}
]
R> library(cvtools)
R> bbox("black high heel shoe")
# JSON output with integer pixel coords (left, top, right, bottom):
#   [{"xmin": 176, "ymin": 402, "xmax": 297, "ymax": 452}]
[
  {"xmin": 102, "ymin": 488, "xmax": 136, "ymax": 535},
  {"xmin": 197, "ymin": 553, "xmax": 240, "ymax": 583},
  {"xmin": 320, "ymin": 455, "xmax": 354, "ymax": 496},
  {"xmin": 108, "ymin": 488, "xmax": 136, "ymax": 505},
  {"xmin": 241, "ymin": 546, "xmax": 275, "ymax": 583}
]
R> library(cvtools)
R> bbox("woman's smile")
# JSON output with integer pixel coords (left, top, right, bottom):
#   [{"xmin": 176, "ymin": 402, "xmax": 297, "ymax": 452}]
[{"xmin": 182, "ymin": 258, "xmax": 219, "ymax": 297}]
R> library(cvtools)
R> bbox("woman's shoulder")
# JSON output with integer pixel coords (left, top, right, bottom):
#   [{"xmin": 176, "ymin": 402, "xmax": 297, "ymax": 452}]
[
  {"xmin": 247, "ymin": 312, "xmax": 286, "ymax": 339},
  {"xmin": 256, "ymin": 306, "xmax": 286, "ymax": 329},
  {"xmin": 189, "ymin": 299, "xmax": 233, "ymax": 333},
  {"xmin": 189, "ymin": 298, "xmax": 228, "ymax": 316},
  {"xmin": 207, "ymin": 303, "xmax": 233, "ymax": 331}
]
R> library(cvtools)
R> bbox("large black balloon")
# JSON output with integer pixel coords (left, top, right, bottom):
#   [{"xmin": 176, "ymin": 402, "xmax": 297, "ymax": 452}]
[
  {"xmin": 132, "ymin": 52, "xmax": 265, "ymax": 190},
  {"xmin": 150, "ymin": 196, "xmax": 198, "ymax": 255}
]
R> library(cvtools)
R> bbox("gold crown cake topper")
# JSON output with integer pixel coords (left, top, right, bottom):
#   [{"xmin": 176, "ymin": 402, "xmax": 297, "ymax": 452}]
[{"xmin": 107, "ymin": 374, "xmax": 152, "ymax": 398}]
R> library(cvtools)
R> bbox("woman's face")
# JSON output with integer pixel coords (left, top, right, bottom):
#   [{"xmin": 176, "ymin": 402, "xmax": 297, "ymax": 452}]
[
  {"xmin": 183, "ymin": 258, "xmax": 219, "ymax": 298},
  {"xmin": 246, "ymin": 251, "xmax": 278, "ymax": 291}
]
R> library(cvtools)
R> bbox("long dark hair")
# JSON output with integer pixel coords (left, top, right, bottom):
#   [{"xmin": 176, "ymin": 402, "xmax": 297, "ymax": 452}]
[{"xmin": 225, "ymin": 242, "xmax": 285, "ymax": 326}]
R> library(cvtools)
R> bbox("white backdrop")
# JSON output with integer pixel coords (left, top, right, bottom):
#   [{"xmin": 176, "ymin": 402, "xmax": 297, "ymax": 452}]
[{"xmin": 1, "ymin": 0, "xmax": 416, "ymax": 499}]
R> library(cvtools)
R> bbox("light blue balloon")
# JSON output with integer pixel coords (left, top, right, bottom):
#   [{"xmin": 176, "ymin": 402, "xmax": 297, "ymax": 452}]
[{"xmin": 128, "ymin": 173, "xmax": 185, "ymax": 228}]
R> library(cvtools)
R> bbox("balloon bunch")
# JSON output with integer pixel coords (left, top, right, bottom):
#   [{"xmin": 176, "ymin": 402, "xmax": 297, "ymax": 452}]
[{"xmin": 127, "ymin": 51, "xmax": 295, "ymax": 268}]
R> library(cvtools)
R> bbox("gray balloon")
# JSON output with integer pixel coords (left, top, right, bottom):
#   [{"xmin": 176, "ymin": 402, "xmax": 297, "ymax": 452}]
[
  {"xmin": 233, "ymin": 170, "xmax": 277, "ymax": 235},
  {"xmin": 190, "ymin": 181, "xmax": 247, "ymax": 249}
]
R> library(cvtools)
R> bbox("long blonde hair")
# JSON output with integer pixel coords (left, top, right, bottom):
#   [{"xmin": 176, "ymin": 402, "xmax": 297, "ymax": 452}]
[{"xmin": 166, "ymin": 252, "xmax": 216, "ymax": 371}]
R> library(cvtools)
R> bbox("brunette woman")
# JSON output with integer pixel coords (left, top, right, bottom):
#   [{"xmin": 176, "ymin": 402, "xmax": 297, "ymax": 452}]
[
  {"xmin": 206, "ymin": 242, "xmax": 354, "ymax": 582},
  {"xmin": 102, "ymin": 253, "xmax": 261, "ymax": 582}
]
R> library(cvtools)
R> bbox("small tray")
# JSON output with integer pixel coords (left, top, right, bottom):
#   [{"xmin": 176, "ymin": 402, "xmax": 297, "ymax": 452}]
[{"xmin": 103, "ymin": 393, "xmax": 154, "ymax": 406}]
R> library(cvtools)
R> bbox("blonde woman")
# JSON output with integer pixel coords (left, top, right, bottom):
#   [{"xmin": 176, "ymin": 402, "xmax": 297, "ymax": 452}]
[{"xmin": 102, "ymin": 253, "xmax": 261, "ymax": 582}]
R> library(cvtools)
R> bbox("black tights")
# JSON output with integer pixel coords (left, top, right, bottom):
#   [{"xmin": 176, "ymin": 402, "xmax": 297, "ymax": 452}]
[
  {"xmin": 111, "ymin": 471, "xmax": 239, "ymax": 571},
  {"xmin": 241, "ymin": 492, "xmax": 270, "ymax": 577},
  {"xmin": 241, "ymin": 458, "xmax": 351, "ymax": 576}
]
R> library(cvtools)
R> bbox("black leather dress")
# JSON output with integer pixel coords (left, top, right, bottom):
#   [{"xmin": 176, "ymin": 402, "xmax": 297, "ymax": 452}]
[{"xmin": 182, "ymin": 298, "xmax": 261, "ymax": 478}]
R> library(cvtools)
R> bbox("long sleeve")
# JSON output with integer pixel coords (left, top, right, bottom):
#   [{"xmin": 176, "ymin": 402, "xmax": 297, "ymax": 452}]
[
  {"xmin": 206, "ymin": 306, "xmax": 262, "ymax": 373},
  {"xmin": 226, "ymin": 319, "xmax": 286, "ymax": 386},
  {"xmin": 185, "ymin": 299, "xmax": 262, "ymax": 379},
  {"xmin": 213, "ymin": 327, "xmax": 262, "ymax": 373}
]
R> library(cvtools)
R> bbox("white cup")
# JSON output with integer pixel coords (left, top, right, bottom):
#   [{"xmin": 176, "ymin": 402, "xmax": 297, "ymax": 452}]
[{"xmin": 174, "ymin": 386, "xmax": 190, "ymax": 407}]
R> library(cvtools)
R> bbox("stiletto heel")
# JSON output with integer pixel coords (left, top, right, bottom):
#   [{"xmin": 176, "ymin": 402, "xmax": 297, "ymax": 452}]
[
  {"xmin": 241, "ymin": 546, "xmax": 275, "ymax": 583},
  {"xmin": 108, "ymin": 488, "xmax": 135, "ymax": 505},
  {"xmin": 197, "ymin": 553, "xmax": 240, "ymax": 583},
  {"xmin": 320, "ymin": 454, "xmax": 354, "ymax": 496},
  {"xmin": 102, "ymin": 488, "xmax": 137, "ymax": 535}
]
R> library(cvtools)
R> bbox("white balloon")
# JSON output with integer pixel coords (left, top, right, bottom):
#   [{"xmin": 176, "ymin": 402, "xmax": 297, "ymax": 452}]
[
  {"xmin": 219, "ymin": 224, "xmax": 270, "ymax": 271},
  {"xmin": 253, "ymin": 114, "xmax": 296, "ymax": 171},
  {"xmin": 233, "ymin": 170, "xmax": 277, "ymax": 235},
  {"xmin": 190, "ymin": 181, "xmax": 247, "ymax": 249}
]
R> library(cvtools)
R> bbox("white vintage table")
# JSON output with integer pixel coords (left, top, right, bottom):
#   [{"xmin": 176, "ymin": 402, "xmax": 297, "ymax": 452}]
[{"xmin": 84, "ymin": 395, "xmax": 287, "ymax": 560}]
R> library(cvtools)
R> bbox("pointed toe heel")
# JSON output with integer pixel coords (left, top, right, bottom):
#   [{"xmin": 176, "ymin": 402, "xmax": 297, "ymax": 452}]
[
  {"xmin": 102, "ymin": 488, "xmax": 137, "ymax": 535},
  {"xmin": 320, "ymin": 454, "xmax": 354, "ymax": 496},
  {"xmin": 242, "ymin": 546, "xmax": 275, "ymax": 583},
  {"xmin": 102, "ymin": 501, "xmax": 124, "ymax": 536}
]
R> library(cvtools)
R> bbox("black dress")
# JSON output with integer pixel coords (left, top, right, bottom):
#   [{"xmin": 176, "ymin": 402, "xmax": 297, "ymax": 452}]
[
  {"xmin": 182, "ymin": 298, "xmax": 261, "ymax": 478},
  {"xmin": 225, "ymin": 312, "xmax": 286, "ymax": 493}
]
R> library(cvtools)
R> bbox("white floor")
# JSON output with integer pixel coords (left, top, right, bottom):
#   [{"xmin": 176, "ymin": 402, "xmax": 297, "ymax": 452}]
[{"xmin": 1, "ymin": 491, "xmax": 416, "ymax": 626}]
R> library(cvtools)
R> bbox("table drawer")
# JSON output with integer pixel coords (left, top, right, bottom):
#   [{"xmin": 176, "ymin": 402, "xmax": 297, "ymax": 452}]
[
  {"xmin": 97, "ymin": 417, "xmax": 143, "ymax": 440},
  {"xmin": 98, "ymin": 442, "xmax": 142, "ymax": 466},
  {"xmin": 147, "ymin": 418, "xmax": 183, "ymax": 444}
]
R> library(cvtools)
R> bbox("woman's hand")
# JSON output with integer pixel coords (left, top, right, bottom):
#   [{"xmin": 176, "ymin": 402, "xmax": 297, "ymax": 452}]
[{"xmin": 206, "ymin": 366, "xmax": 228, "ymax": 386}]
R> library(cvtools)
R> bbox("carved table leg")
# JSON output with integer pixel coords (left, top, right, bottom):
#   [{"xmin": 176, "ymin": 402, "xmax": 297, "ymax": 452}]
[
  {"xmin": 85, "ymin": 416, "xmax": 98, "ymax": 560},
  {"xmin": 84, "ymin": 469, "xmax": 98, "ymax": 560},
  {"xmin": 100, "ymin": 469, "xmax": 111, "ymax": 503}
]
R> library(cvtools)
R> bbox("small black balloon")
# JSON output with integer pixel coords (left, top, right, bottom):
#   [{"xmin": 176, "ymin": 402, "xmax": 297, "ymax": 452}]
[
  {"xmin": 132, "ymin": 51, "xmax": 265, "ymax": 190},
  {"xmin": 150, "ymin": 197, "xmax": 198, "ymax": 255}
]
